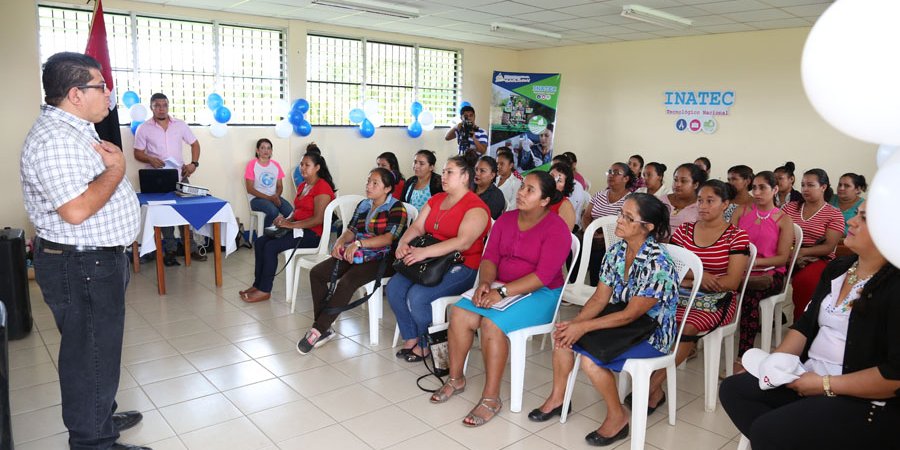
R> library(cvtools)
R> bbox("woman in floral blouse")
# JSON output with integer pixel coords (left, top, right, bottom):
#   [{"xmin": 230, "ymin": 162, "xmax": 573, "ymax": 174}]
[{"xmin": 529, "ymin": 193, "xmax": 680, "ymax": 447}]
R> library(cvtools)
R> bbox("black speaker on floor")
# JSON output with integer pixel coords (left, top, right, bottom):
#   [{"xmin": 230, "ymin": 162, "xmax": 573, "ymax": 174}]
[
  {"xmin": 0, "ymin": 301, "xmax": 13, "ymax": 450},
  {"xmin": 0, "ymin": 228, "xmax": 32, "ymax": 340}
]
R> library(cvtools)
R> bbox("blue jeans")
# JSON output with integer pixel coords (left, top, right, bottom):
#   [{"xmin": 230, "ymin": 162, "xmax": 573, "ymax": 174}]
[
  {"xmin": 33, "ymin": 240, "xmax": 130, "ymax": 450},
  {"xmin": 252, "ymin": 230, "xmax": 320, "ymax": 293},
  {"xmin": 251, "ymin": 197, "xmax": 294, "ymax": 228},
  {"xmin": 387, "ymin": 264, "xmax": 477, "ymax": 347}
]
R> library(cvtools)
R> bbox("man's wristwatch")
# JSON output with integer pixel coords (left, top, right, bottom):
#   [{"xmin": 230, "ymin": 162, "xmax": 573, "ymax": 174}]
[
  {"xmin": 191, "ymin": 161, "xmax": 199, "ymax": 167},
  {"xmin": 823, "ymin": 375, "xmax": 836, "ymax": 397},
  {"xmin": 496, "ymin": 286, "xmax": 509, "ymax": 299}
]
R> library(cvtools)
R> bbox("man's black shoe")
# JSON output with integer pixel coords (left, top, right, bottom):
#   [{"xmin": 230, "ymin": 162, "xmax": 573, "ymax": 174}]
[
  {"xmin": 163, "ymin": 252, "xmax": 180, "ymax": 266},
  {"xmin": 111, "ymin": 443, "xmax": 152, "ymax": 450},
  {"xmin": 113, "ymin": 410, "xmax": 143, "ymax": 431}
]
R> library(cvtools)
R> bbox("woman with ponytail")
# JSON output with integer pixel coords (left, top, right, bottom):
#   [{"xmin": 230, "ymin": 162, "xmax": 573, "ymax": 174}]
[{"xmin": 431, "ymin": 171, "xmax": 573, "ymax": 427}]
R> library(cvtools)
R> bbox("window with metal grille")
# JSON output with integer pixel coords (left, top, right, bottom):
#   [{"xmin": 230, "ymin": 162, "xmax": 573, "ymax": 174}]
[
  {"xmin": 307, "ymin": 34, "xmax": 461, "ymax": 126},
  {"xmin": 37, "ymin": 5, "xmax": 286, "ymax": 125}
]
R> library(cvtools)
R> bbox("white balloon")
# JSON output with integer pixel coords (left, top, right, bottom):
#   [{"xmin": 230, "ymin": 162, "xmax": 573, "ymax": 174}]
[
  {"xmin": 129, "ymin": 104, "xmax": 148, "ymax": 122},
  {"xmin": 197, "ymin": 109, "xmax": 213, "ymax": 126},
  {"xmin": 418, "ymin": 110, "xmax": 435, "ymax": 128},
  {"xmin": 363, "ymin": 99, "xmax": 380, "ymax": 118},
  {"xmin": 369, "ymin": 112, "xmax": 384, "ymax": 128},
  {"xmin": 209, "ymin": 122, "xmax": 228, "ymax": 138},
  {"xmin": 275, "ymin": 99, "xmax": 291, "ymax": 116},
  {"xmin": 801, "ymin": 0, "xmax": 900, "ymax": 145},
  {"xmin": 876, "ymin": 144, "xmax": 899, "ymax": 167},
  {"xmin": 274, "ymin": 119, "xmax": 293, "ymax": 139},
  {"xmin": 118, "ymin": 107, "xmax": 131, "ymax": 124},
  {"xmin": 868, "ymin": 151, "xmax": 900, "ymax": 266}
]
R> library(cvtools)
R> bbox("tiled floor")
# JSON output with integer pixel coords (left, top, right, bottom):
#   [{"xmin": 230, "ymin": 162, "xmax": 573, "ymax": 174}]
[{"xmin": 10, "ymin": 248, "xmax": 746, "ymax": 449}]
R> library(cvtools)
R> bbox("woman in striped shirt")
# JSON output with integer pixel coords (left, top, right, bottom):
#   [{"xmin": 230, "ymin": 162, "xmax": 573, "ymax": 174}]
[
  {"xmin": 644, "ymin": 180, "xmax": 750, "ymax": 412},
  {"xmin": 782, "ymin": 169, "xmax": 844, "ymax": 321},
  {"xmin": 581, "ymin": 162, "xmax": 636, "ymax": 286}
]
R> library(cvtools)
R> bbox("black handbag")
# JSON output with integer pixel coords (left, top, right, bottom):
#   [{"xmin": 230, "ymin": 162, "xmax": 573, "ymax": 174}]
[
  {"xmin": 392, "ymin": 234, "xmax": 461, "ymax": 287},
  {"xmin": 263, "ymin": 226, "xmax": 290, "ymax": 239},
  {"xmin": 574, "ymin": 302, "xmax": 659, "ymax": 364}
]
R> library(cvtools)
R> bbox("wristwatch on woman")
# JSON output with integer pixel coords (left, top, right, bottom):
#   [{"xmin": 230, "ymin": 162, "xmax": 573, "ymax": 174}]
[{"xmin": 496, "ymin": 285, "xmax": 509, "ymax": 298}]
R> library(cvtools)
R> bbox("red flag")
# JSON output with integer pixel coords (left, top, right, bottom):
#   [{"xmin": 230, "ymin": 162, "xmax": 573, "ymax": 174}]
[{"xmin": 84, "ymin": 0, "xmax": 122, "ymax": 148}]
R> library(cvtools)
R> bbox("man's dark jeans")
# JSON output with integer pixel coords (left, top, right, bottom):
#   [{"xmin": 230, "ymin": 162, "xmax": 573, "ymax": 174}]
[{"xmin": 34, "ymin": 242, "xmax": 129, "ymax": 450}]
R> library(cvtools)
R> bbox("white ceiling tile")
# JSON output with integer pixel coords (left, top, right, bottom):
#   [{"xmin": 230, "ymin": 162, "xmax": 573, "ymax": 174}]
[
  {"xmin": 514, "ymin": 0, "xmax": 594, "ymax": 7},
  {"xmin": 548, "ymin": 18, "xmax": 608, "ymax": 30},
  {"xmin": 470, "ymin": 1, "xmax": 542, "ymax": 15},
  {"xmin": 585, "ymin": 25, "xmax": 641, "ymax": 35},
  {"xmin": 613, "ymin": 31, "xmax": 666, "ymax": 41},
  {"xmin": 657, "ymin": 5, "xmax": 715, "ymax": 17},
  {"xmin": 782, "ymin": 3, "xmax": 832, "ymax": 16},
  {"xmin": 748, "ymin": 17, "xmax": 812, "ymax": 28},
  {"xmin": 760, "ymin": 0, "xmax": 833, "ymax": 6},
  {"xmin": 425, "ymin": 0, "xmax": 498, "ymax": 6},
  {"xmin": 652, "ymin": 28, "xmax": 706, "ymax": 37},
  {"xmin": 576, "ymin": 35, "xmax": 623, "ymax": 44},
  {"xmin": 696, "ymin": 23, "xmax": 758, "ymax": 33},
  {"xmin": 555, "ymin": 3, "xmax": 621, "ymax": 17},
  {"xmin": 621, "ymin": 21, "xmax": 680, "ymax": 32},
  {"xmin": 593, "ymin": 14, "xmax": 639, "ymax": 25},
  {"xmin": 513, "ymin": 10, "xmax": 579, "ymax": 23},
  {"xmin": 435, "ymin": 9, "xmax": 504, "ymax": 24},
  {"xmin": 689, "ymin": 14, "xmax": 737, "ymax": 26},
  {"xmin": 723, "ymin": 8, "xmax": 793, "ymax": 22},
  {"xmin": 694, "ymin": 0, "xmax": 770, "ymax": 14}
]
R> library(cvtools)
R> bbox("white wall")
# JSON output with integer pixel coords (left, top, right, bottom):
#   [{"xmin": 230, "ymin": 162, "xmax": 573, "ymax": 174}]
[{"xmin": 517, "ymin": 28, "xmax": 876, "ymax": 188}]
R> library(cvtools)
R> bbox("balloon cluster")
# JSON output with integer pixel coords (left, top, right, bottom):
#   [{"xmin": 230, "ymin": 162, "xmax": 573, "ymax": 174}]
[
  {"xmin": 800, "ymin": 0, "xmax": 900, "ymax": 266},
  {"xmin": 348, "ymin": 100, "xmax": 384, "ymax": 138},
  {"xmin": 206, "ymin": 93, "xmax": 232, "ymax": 138},
  {"xmin": 273, "ymin": 99, "xmax": 312, "ymax": 139},
  {"xmin": 121, "ymin": 91, "xmax": 145, "ymax": 135}
]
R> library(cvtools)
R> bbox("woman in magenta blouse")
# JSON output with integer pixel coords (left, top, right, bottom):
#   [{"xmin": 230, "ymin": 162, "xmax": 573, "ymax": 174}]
[{"xmin": 429, "ymin": 171, "xmax": 572, "ymax": 427}]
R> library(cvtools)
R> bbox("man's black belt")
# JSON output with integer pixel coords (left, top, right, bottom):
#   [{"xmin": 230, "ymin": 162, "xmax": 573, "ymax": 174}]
[{"xmin": 38, "ymin": 238, "xmax": 125, "ymax": 253}]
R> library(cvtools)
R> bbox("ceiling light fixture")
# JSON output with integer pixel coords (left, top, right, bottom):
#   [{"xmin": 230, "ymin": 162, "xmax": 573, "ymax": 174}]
[
  {"xmin": 312, "ymin": 0, "xmax": 420, "ymax": 19},
  {"xmin": 490, "ymin": 22, "xmax": 562, "ymax": 40},
  {"xmin": 621, "ymin": 4, "xmax": 692, "ymax": 29}
]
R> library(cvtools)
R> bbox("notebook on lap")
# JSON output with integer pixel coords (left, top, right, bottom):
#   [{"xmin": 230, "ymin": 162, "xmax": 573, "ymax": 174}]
[{"xmin": 138, "ymin": 169, "xmax": 179, "ymax": 193}]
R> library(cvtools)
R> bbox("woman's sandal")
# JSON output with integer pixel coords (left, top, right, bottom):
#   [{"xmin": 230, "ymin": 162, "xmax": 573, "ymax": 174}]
[
  {"xmin": 463, "ymin": 397, "xmax": 502, "ymax": 427},
  {"xmin": 430, "ymin": 377, "xmax": 466, "ymax": 404}
]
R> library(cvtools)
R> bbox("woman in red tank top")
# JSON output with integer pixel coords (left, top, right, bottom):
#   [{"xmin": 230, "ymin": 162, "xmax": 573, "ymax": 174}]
[{"xmin": 387, "ymin": 156, "xmax": 491, "ymax": 362}]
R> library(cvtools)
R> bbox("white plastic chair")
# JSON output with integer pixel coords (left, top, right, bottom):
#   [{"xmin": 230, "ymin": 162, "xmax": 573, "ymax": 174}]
[
  {"xmin": 505, "ymin": 235, "xmax": 580, "ymax": 412},
  {"xmin": 281, "ymin": 195, "xmax": 364, "ymax": 312},
  {"xmin": 248, "ymin": 209, "xmax": 265, "ymax": 240},
  {"xmin": 560, "ymin": 243, "xmax": 703, "ymax": 450},
  {"xmin": 737, "ymin": 435, "xmax": 751, "ymax": 450},
  {"xmin": 563, "ymin": 215, "xmax": 618, "ymax": 307},
  {"xmin": 355, "ymin": 202, "xmax": 418, "ymax": 346},
  {"xmin": 699, "ymin": 243, "xmax": 756, "ymax": 412},
  {"xmin": 759, "ymin": 223, "xmax": 803, "ymax": 351}
]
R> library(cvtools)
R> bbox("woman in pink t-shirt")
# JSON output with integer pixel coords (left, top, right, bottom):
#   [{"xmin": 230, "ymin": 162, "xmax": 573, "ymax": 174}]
[{"xmin": 245, "ymin": 138, "xmax": 293, "ymax": 228}]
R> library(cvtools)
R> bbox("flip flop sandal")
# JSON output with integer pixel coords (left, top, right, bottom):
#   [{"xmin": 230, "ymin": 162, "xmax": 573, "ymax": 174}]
[
  {"xmin": 430, "ymin": 377, "xmax": 466, "ymax": 404},
  {"xmin": 463, "ymin": 397, "xmax": 502, "ymax": 427}
]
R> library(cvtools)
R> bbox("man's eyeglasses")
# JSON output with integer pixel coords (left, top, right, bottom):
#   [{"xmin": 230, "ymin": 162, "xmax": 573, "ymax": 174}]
[
  {"xmin": 606, "ymin": 170, "xmax": 626, "ymax": 176},
  {"xmin": 617, "ymin": 211, "xmax": 649, "ymax": 225},
  {"xmin": 77, "ymin": 84, "xmax": 108, "ymax": 92}
]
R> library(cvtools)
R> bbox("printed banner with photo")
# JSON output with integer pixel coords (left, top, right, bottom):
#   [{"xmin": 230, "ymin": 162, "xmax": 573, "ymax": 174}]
[{"xmin": 488, "ymin": 71, "xmax": 562, "ymax": 172}]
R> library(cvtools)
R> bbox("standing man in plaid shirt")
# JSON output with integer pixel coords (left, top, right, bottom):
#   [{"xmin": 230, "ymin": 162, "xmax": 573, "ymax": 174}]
[{"xmin": 21, "ymin": 52, "xmax": 148, "ymax": 450}]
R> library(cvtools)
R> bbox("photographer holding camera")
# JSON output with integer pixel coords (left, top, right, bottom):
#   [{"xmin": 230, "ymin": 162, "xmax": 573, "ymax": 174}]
[{"xmin": 445, "ymin": 105, "xmax": 488, "ymax": 168}]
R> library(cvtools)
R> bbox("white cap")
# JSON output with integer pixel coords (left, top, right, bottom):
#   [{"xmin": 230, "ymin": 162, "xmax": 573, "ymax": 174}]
[{"xmin": 742, "ymin": 349, "xmax": 806, "ymax": 390}]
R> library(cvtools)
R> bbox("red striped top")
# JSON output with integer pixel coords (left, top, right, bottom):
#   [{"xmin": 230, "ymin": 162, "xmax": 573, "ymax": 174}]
[
  {"xmin": 782, "ymin": 201, "xmax": 844, "ymax": 260},
  {"xmin": 671, "ymin": 222, "xmax": 750, "ymax": 277}
]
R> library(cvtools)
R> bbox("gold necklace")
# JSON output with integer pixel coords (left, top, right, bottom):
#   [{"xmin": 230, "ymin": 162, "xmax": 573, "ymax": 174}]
[{"xmin": 845, "ymin": 260, "xmax": 874, "ymax": 286}]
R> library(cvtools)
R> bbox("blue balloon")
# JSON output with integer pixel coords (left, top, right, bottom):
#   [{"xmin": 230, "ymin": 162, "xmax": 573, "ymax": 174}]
[
  {"xmin": 214, "ymin": 106, "xmax": 231, "ymax": 123},
  {"xmin": 407, "ymin": 121, "xmax": 422, "ymax": 138},
  {"xmin": 207, "ymin": 93, "xmax": 223, "ymax": 111},
  {"xmin": 348, "ymin": 108, "xmax": 366, "ymax": 124},
  {"xmin": 288, "ymin": 109, "xmax": 305, "ymax": 126},
  {"xmin": 122, "ymin": 91, "xmax": 140, "ymax": 108},
  {"xmin": 294, "ymin": 120, "xmax": 312, "ymax": 137},
  {"xmin": 292, "ymin": 98, "xmax": 310, "ymax": 114},
  {"xmin": 359, "ymin": 119, "xmax": 375, "ymax": 138},
  {"xmin": 130, "ymin": 120, "xmax": 143, "ymax": 135},
  {"xmin": 410, "ymin": 101, "xmax": 423, "ymax": 119}
]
